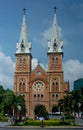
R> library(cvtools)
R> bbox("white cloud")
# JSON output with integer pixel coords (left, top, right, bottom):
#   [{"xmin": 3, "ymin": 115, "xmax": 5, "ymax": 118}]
[
  {"xmin": 0, "ymin": 51, "xmax": 15, "ymax": 90},
  {"xmin": 32, "ymin": 58, "xmax": 38, "ymax": 70},
  {"xmin": 39, "ymin": 25, "xmax": 63, "ymax": 48},
  {"xmin": 41, "ymin": 26, "xmax": 52, "ymax": 41},
  {"xmin": 63, "ymin": 59, "xmax": 83, "ymax": 90},
  {"xmin": 35, "ymin": 26, "xmax": 52, "ymax": 48},
  {"xmin": 32, "ymin": 58, "xmax": 47, "ymax": 70}
]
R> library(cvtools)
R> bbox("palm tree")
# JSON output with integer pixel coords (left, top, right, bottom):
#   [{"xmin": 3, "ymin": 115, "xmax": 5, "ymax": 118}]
[
  {"xmin": 70, "ymin": 90, "xmax": 80, "ymax": 116},
  {"xmin": 58, "ymin": 95, "xmax": 72, "ymax": 115}
]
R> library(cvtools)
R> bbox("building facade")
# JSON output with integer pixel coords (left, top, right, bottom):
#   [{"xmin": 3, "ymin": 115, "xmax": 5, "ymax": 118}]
[
  {"xmin": 74, "ymin": 78, "xmax": 83, "ymax": 91},
  {"xmin": 14, "ymin": 8, "xmax": 69, "ymax": 118}
]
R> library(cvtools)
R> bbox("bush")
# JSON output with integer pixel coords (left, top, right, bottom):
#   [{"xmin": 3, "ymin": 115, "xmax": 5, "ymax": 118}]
[
  {"xmin": 0, "ymin": 115, "xmax": 8, "ymax": 122},
  {"xmin": 22, "ymin": 120, "xmax": 41, "ymax": 126},
  {"xmin": 21, "ymin": 119, "xmax": 71, "ymax": 126},
  {"xmin": 44, "ymin": 120, "xmax": 70, "ymax": 126},
  {"xmin": 65, "ymin": 114, "xmax": 74, "ymax": 119}
]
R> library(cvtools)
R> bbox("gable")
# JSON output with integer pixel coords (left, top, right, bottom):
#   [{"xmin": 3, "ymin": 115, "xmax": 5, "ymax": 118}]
[{"xmin": 30, "ymin": 65, "xmax": 47, "ymax": 83}]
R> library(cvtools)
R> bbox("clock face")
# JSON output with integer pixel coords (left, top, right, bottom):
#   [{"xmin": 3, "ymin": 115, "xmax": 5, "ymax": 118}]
[
  {"xmin": 33, "ymin": 81, "xmax": 44, "ymax": 92},
  {"xmin": 36, "ymin": 71, "xmax": 41, "ymax": 75}
]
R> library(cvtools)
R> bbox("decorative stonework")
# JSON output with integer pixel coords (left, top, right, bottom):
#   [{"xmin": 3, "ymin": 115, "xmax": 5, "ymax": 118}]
[{"xmin": 33, "ymin": 81, "xmax": 44, "ymax": 92}]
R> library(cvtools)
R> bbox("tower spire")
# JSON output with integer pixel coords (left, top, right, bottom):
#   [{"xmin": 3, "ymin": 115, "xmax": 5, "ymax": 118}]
[
  {"xmin": 16, "ymin": 9, "xmax": 31, "ymax": 54},
  {"xmin": 48, "ymin": 7, "xmax": 63, "ymax": 53}
]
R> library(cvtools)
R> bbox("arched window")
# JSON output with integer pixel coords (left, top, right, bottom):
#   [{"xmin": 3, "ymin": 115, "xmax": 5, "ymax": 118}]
[
  {"xmin": 56, "ymin": 94, "xmax": 58, "ymax": 98},
  {"xmin": 19, "ymin": 78, "xmax": 26, "ymax": 92},
  {"xmin": 20, "ymin": 58, "xmax": 22, "ymax": 63},
  {"xmin": 52, "ymin": 82, "xmax": 55, "ymax": 91},
  {"xmin": 56, "ymin": 57, "xmax": 58, "ymax": 62},
  {"xmin": 19, "ymin": 57, "xmax": 26, "ymax": 70},
  {"xmin": 52, "ymin": 57, "xmax": 55, "ymax": 63},
  {"xmin": 52, "ymin": 94, "xmax": 55, "ymax": 97},
  {"xmin": 41, "ymin": 94, "xmax": 43, "ymax": 98},
  {"xmin": 56, "ymin": 57, "xmax": 59, "ymax": 69},
  {"xmin": 52, "ymin": 94, "xmax": 55, "ymax": 101},
  {"xmin": 51, "ymin": 78, "xmax": 59, "ymax": 92},
  {"xmin": 56, "ymin": 82, "xmax": 59, "ymax": 91},
  {"xmin": 19, "ymin": 82, "xmax": 22, "ymax": 91},
  {"xmin": 34, "ymin": 94, "xmax": 36, "ymax": 97},
  {"xmin": 38, "ymin": 94, "xmax": 40, "ymax": 97}
]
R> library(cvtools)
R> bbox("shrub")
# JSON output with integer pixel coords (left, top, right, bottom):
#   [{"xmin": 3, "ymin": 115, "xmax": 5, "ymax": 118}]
[
  {"xmin": 44, "ymin": 120, "xmax": 70, "ymax": 126},
  {"xmin": 0, "ymin": 115, "xmax": 8, "ymax": 122},
  {"xmin": 65, "ymin": 114, "xmax": 74, "ymax": 119},
  {"xmin": 21, "ymin": 119, "xmax": 71, "ymax": 126},
  {"xmin": 22, "ymin": 120, "xmax": 41, "ymax": 126}
]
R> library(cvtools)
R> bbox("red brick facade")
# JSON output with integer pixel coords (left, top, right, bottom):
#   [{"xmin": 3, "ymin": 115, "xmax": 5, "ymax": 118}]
[{"xmin": 14, "ymin": 51, "xmax": 69, "ymax": 118}]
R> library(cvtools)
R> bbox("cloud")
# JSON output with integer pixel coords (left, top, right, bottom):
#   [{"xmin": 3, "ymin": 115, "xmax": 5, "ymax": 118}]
[
  {"xmin": 32, "ymin": 58, "xmax": 38, "ymax": 70},
  {"xmin": 32, "ymin": 58, "xmax": 47, "ymax": 70},
  {"xmin": 33, "ymin": 16, "xmax": 63, "ymax": 49},
  {"xmin": 63, "ymin": 59, "xmax": 83, "ymax": 90},
  {"xmin": 0, "ymin": 51, "xmax": 15, "ymax": 90},
  {"xmin": 41, "ymin": 26, "xmax": 52, "ymax": 41},
  {"xmin": 39, "ymin": 25, "xmax": 63, "ymax": 48}
]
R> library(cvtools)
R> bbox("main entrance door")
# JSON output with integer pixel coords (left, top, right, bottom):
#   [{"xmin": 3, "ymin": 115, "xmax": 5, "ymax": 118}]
[{"xmin": 52, "ymin": 106, "xmax": 58, "ymax": 113}]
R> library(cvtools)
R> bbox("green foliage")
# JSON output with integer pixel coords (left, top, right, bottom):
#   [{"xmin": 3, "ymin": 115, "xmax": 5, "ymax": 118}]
[
  {"xmin": 2, "ymin": 89, "xmax": 16, "ymax": 115},
  {"xmin": 23, "ymin": 120, "xmax": 41, "ymax": 126},
  {"xmin": 21, "ymin": 119, "xmax": 71, "ymax": 126},
  {"xmin": 58, "ymin": 89, "xmax": 83, "ymax": 116},
  {"xmin": 0, "ymin": 113, "xmax": 8, "ymax": 122},
  {"xmin": 34, "ymin": 104, "xmax": 49, "ymax": 119},
  {"xmin": 16, "ymin": 95, "xmax": 26, "ymax": 115},
  {"xmin": 65, "ymin": 114, "xmax": 74, "ymax": 119},
  {"xmin": 0, "ymin": 86, "xmax": 5, "ymax": 104},
  {"xmin": 0, "ymin": 85, "xmax": 26, "ymax": 117}
]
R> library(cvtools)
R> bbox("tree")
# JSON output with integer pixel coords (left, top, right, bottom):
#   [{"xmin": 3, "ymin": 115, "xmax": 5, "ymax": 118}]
[
  {"xmin": 58, "ymin": 90, "xmax": 81, "ymax": 116},
  {"xmin": 2, "ymin": 89, "xmax": 16, "ymax": 115},
  {"xmin": 34, "ymin": 104, "xmax": 49, "ymax": 119},
  {"xmin": 70, "ymin": 90, "xmax": 80, "ymax": 116},
  {"xmin": 58, "ymin": 95, "xmax": 72, "ymax": 114},
  {"xmin": 0, "ymin": 86, "xmax": 5, "ymax": 114},
  {"xmin": 0, "ymin": 86, "xmax": 5, "ymax": 103},
  {"xmin": 16, "ymin": 95, "xmax": 26, "ymax": 116},
  {"xmin": 79, "ymin": 88, "xmax": 83, "ymax": 112},
  {"xmin": 0, "ymin": 86, "xmax": 26, "ymax": 117}
]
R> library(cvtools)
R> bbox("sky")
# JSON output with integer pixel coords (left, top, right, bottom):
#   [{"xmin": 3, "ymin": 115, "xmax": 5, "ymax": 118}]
[{"xmin": 0, "ymin": 0, "xmax": 83, "ymax": 90}]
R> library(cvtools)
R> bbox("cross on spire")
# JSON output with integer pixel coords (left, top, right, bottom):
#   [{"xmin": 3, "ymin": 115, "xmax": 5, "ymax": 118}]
[
  {"xmin": 23, "ymin": 8, "xmax": 26, "ymax": 15},
  {"xmin": 38, "ymin": 60, "xmax": 40, "ymax": 65},
  {"xmin": 54, "ymin": 6, "xmax": 56, "ymax": 13}
]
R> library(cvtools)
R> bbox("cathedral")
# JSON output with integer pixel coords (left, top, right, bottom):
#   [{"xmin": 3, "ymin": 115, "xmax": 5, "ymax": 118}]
[{"xmin": 14, "ymin": 8, "xmax": 69, "ymax": 118}]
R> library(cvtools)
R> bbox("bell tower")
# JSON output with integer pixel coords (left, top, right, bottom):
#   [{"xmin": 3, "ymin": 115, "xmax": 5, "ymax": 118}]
[
  {"xmin": 48, "ymin": 7, "xmax": 63, "ymax": 72},
  {"xmin": 14, "ymin": 9, "xmax": 32, "ymax": 95},
  {"xmin": 47, "ymin": 7, "xmax": 65, "ymax": 111}
]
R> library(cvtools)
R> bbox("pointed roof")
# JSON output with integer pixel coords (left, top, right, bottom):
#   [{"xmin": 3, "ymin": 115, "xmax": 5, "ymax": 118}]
[
  {"xmin": 48, "ymin": 7, "xmax": 63, "ymax": 53},
  {"xmin": 16, "ymin": 9, "xmax": 31, "ymax": 54}
]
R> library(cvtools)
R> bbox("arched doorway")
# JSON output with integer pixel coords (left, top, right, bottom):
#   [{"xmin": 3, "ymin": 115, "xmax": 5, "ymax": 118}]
[{"xmin": 52, "ymin": 106, "xmax": 58, "ymax": 113}]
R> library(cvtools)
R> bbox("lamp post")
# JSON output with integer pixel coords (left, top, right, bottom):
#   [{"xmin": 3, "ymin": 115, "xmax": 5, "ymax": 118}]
[{"xmin": 17, "ymin": 105, "xmax": 21, "ymax": 122}]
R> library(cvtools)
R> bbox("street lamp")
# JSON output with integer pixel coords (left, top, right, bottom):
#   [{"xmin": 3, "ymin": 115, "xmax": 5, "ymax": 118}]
[{"xmin": 17, "ymin": 105, "xmax": 21, "ymax": 122}]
